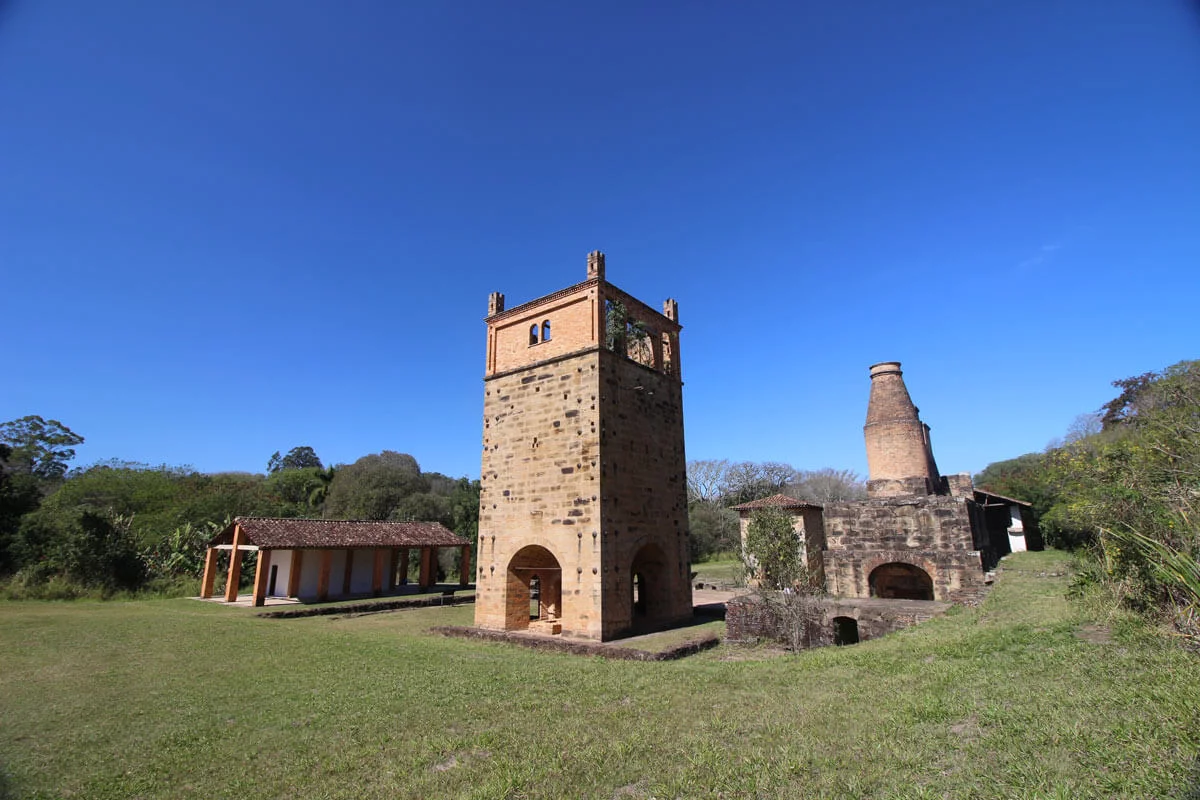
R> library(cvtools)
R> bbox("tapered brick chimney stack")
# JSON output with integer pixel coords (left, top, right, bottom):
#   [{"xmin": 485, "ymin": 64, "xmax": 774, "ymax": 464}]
[{"xmin": 864, "ymin": 362, "xmax": 941, "ymax": 498}]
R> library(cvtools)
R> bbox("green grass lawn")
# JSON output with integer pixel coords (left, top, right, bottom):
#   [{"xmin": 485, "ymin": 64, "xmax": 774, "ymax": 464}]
[
  {"xmin": 692, "ymin": 557, "xmax": 743, "ymax": 586},
  {"xmin": 2, "ymin": 551, "xmax": 1199, "ymax": 799}
]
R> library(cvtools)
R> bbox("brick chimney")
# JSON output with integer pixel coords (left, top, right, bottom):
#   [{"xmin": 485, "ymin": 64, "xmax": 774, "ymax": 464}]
[{"xmin": 864, "ymin": 362, "xmax": 939, "ymax": 498}]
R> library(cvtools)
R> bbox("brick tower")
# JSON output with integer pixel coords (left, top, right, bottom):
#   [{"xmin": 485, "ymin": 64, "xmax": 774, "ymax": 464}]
[
  {"xmin": 863, "ymin": 361, "xmax": 941, "ymax": 498},
  {"xmin": 474, "ymin": 252, "xmax": 693, "ymax": 640}
]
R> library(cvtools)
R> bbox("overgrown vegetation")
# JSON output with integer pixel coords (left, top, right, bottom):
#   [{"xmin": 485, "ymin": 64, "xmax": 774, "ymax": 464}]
[
  {"xmin": 0, "ymin": 426, "xmax": 480, "ymax": 598},
  {"xmin": 685, "ymin": 459, "xmax": 865, "ymax": 563},
  {"xmin": 976, "ymin": 359, "xmax": 1200, "ymax": 644},
  {"xmin": 2, "ymin": 551, "xmax": 1197, "ymax": 798},
  {"xmin": 740, "ymin": 507, "xmax": 825, "ymax": 650}
]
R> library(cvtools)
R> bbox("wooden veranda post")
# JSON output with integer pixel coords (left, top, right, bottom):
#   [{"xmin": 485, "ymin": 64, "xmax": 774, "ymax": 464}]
[
  {"xmin": 341, "ymin": 549, "xmax": 354, "ymax": 596},
  {"xmin": 317, "ymin": 550, "xmax": 333, "ymax": 601},
  {"xmin": 251, "ymin": 549, "xmax": 272, "ymax": 607},
  {"xmin": 418, "ymin": 546, "xmax": 434, "ymax": 589},
  {"xmin": 460, "ymin": 544, "xmax": 471, "ymax": 586},
  {"xmin": 200, "ymin": 548, "xmax": 219, "ymax": 598},
  {"xmin": 224, "ymin": 524, "xmax": 245, "ymax": 602},
  {"xmin": 287, "ymin": 550, "xmax": 303, "ymax": 597},
  {"xmin": 372, "ymin": 549, "xmax": 387, "ymax": 596}
]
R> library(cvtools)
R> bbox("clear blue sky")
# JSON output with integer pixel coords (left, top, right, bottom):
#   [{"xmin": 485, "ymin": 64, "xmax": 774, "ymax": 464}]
[{"xmin": 3, "ymin": 1, "xmax": 1198, "ymax": 481}]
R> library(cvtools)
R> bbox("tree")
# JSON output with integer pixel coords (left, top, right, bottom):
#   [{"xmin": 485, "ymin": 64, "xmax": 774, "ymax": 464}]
[
  {"xmin": 0, "ymin": 416, "xmax": 84, "ymax": 480},
  {"xmin": 687, "ymin": 501, "xmax": 739, "ymax": 562},
  {"xmin": 741, "ymin": 507, "xmax": 804, "ymax": 590},
  {"xmin": 323, "ymin": 451, "xmax": 428, "ymax": 520},
  {"xmin": 686, "ymin": 459, "xmax": 731, "ymax": 505},
  {"xmin": 1100, "ymin": 371, "xmax": 1157, "ymax": 430},
  {"xmin": 266, "ymin": 446, "xmax": 323, "ymax": 474},
  {"xmin": 740, "ymin": 507, "xmax": 824, "ymax": 651},
  {"xmin": 786, "ymin": 468, "xmax": 866, "ymax": 504}
]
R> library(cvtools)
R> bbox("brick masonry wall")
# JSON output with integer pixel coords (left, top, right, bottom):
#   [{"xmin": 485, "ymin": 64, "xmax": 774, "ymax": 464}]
[
  {"xmin": 596, "ymin": 350, "xmax": 692, "ymax": 638},
  {"xmin": 476, "ymin": 270, "xmax": 691, "ymax": 641},
  {"xmin": 488, "ymin": 285, "xmax": 600, "ymax": 376},
  {"xmin": 476, "ymin": 353, "xmax": 604, "ymax": 636},
  {"xmin": 726, "ymin": 595, "xmax": 951, "ymax": 648},
  {"xmin": 822, "ymin": 496, "xmax": 992, "ymax": 603}
]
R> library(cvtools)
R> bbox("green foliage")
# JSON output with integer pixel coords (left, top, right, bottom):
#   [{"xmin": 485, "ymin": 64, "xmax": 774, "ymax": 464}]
[
  {"xmin": 264, "ymin": 466, "xmax": 327, "ymax": 507},
  {"xmin": 974, "ymin": 452, "xmax": 1056, "ymax": 521},
  {"xmin": 0, "ymin": 415, "xmax": 84, "ymax": 480},
  {"xmin": 741, "ymin": 507, "xmax": 803, "ymax": 590},
  {"xmin": 604, "ymin": 299, "xmax": 648, "ymax": 353},
  {"xmin": 323, "ymin": 451, "xmax": 429, "ymax": 520},
  {"xmin": 687, "ymin": 502, "xmax": 739, "ymax": 562},
  {"xmin": 1037, "ymin": 360, "xmax": 1200, "ymax": 616},
  {"xmin": 17, "ymin": 509, "xmax": 145, "ymax": 591},
  {"xmin": 266, "ymin": 446, "xmax": 323, "ymax": 474}
]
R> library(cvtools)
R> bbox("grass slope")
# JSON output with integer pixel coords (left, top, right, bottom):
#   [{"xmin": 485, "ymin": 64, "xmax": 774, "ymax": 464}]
[{"xmin": 2, "ymin": 551, "xmax": 1198, "ymax": 799}]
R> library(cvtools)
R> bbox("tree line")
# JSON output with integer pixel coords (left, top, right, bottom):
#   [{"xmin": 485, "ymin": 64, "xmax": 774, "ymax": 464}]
[
  {"xmin": 0, "ymin": 425, "xmax": 480, "ymax": 597},
  {"xmin": 685, "ymin": 459, "xmax": 865, "ymax": 562},
  {"xmin": 975, "ymin": 359, "xmax": 1199, "ymax": 643}
]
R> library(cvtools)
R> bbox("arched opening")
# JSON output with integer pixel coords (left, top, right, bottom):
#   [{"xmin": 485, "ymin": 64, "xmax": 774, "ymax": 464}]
[
  {"xmin": 506, "ymin": 545, "xmax": 562, "ymax": 632},
  {"xmin": 541, "ymin": 320, "xmax": 552, "ymax": 342},
  {"xmin": 528, "ymin": 324, "xmax": 539, "ymax": 346},
  {"xmin": 529, "ymin": 574, "xmax": 541, "ymax": 620},
  {"xmin": 629, "ymin": 543, "xmax": 671, "ymax": 632},
  {"xmin": 832, "ymin": 616, "xmax": 859, "ymax": 646},
  {"xmin": 869, "ymin": 562, "xmax": 934, "ymax": 601}
]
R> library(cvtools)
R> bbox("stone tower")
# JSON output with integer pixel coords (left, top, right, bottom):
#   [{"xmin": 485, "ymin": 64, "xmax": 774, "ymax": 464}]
[
  {"xmin": 474, "ymin": 252, "xmax": 693, "ymax": 640},
  {"xmin": 863, "ymin": 361, "xmax": 942, "ymax": 498}
]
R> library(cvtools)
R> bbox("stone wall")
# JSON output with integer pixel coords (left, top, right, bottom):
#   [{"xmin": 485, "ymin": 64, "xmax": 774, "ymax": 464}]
[
  {"xmin": 596, "ymin": 350, "xmax": 692, "ymax": 638},
  {"xmin": 476, "ymin": 255, "xmax": 691, "ymax": 640},
  {"xmin": 476, "ymin": 351, "xmax": 604, "ymax": 635},
  {"xmin": 726, "ymin": 594, "xmax": 952, "ymax": 648},
  {"xmin": 822, "ymin": 496, "xmax": 992, "ymax": 604}
]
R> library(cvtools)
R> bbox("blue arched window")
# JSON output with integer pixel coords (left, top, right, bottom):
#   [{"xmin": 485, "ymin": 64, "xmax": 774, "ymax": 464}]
[
  {"xmin": 529, "ymin": 324, "xmax": 539, "ymax": 346},
  {"xmin": 541, "ymin": 320, "xmax": 552, "ymax": 342}
]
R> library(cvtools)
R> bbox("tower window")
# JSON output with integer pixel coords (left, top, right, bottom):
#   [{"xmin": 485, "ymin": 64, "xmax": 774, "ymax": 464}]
[
  {"xmin": 529, "ymin": 324, "xmax": 539, "ymax": 346},
  {"xmin": 542, "ymin": 320, "xmax": 552, "ymax": 342}
]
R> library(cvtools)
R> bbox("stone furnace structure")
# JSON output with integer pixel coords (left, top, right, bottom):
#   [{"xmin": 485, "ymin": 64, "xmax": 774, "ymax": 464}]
[
  {"xmin": 474, "ymin": 251, "xmax": 693, "ymax": 640},
  {"xmin": 823, "ymin": 362, "xmax": 998, "ymax": 604}
]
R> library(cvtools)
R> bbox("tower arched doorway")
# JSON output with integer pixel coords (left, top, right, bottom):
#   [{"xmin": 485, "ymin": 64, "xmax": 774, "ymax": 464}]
[
  {"xmin": 630, "ymin": 543, "xmax": 672, "ymax": 632},
  {"xmin": 506, "ymin": 545, "xmax": 562, "ymax": 632},
  {"xmin": 869, "ymin": 562, "xmax": 934, "ymax": 601}
]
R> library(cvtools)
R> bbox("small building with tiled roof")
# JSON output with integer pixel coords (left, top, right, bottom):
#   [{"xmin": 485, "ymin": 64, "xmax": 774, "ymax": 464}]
[
  {"xmin": 731, "ymin": 494, "xmax": 826, "ymax": 584},
  {"xmin": 730, "ymin": 494, "xmax": 822, "ymax": 512},
  {"xmin": 200, "ymin": 517, "xmax": 471, "ymax": 606}
]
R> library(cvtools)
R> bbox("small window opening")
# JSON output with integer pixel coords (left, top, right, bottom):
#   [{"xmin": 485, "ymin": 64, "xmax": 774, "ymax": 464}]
[
  {"xmin": 542, "ymin": 320, "xmax": 551, "ymax": 342},
  {"xmin": 529, "ymin": 324, "xmax": 539, "ymax": 346}
]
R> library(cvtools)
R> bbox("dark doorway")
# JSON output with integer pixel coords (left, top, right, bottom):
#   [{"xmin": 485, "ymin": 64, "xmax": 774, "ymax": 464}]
[
  {"xmin": 629, "ymin": 543, "xmax": 670, "ymax": 632},
  {"xmin": 833, "ymin": 616, "xmax": 859, "ymax": 646},
  {"xmin": 268, "ymin": 564, "xmax": 279, "ymax": 596},
  {"xmin": 505, "ymin": 545, "xmax": 562, "ymax": 631},
  {"xmin": 869, "ymin": 562, "xmax": 934, "ymax": 600}
]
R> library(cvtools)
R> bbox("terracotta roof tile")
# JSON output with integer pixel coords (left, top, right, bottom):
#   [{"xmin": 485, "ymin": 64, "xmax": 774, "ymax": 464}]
[
  {"xmin": 209, "ymin": 517, "xmax": 468, "ymax": 549},
  {"xmin": 730, "ymin": 494, "xmax": 822, "ymax": 511}
]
